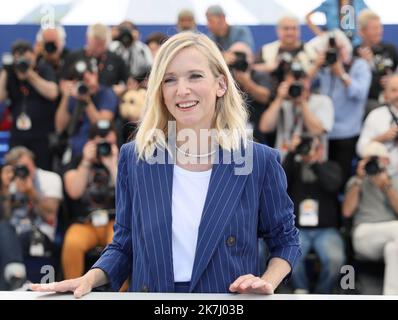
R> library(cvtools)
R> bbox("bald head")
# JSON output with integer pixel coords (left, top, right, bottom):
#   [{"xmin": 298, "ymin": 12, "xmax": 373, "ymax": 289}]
[
  {"xmin": 384, "ymin": 75, "xmax": 398, "ymax": 108},
  {"xmin": 276, "ymin": 15, "xmax": 300, "ymax": 49}
]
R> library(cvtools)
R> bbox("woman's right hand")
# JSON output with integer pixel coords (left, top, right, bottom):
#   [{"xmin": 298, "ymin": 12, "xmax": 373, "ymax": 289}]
[{"xmin": 30, "ymin": 276, "xmax": 93, "ymax": 298}]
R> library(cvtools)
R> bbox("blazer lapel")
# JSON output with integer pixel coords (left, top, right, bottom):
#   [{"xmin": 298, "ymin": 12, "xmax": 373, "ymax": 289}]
[
  {"xmin": 189, "ymin": 148, "xmax": 249, "ymax": 292},
  {"xmin": 137, "ymin": 148, "xmax": 175, "ymax": 292}
]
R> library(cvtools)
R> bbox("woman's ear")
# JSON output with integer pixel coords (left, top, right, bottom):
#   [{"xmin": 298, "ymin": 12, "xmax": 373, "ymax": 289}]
[{"xmin": 216, "ymin": 75, "xmax": 227, "ymax": 97}]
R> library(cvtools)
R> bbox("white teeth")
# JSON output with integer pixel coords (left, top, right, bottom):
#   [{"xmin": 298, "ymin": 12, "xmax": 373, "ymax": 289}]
[{"xmin": 177, "ymin": 101, "xmax": 198, "ymax": 108}]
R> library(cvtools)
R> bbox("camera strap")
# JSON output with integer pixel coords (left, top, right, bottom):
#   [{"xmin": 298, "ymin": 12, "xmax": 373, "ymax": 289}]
[
  {"xmin": 16, "ymin": 82, "xmax": 32, "ymax": 131},
  {"xmin": 387, "ymin": 104, "xmax": 398, "ymax": 127}
]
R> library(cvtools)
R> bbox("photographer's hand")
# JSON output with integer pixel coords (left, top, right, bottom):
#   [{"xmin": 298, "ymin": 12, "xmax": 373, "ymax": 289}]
[
  {"xmin": 223, "ymin": 51, "xmax": 236, "ymax": 66},
  {"xmin": 373, "ymin": 125, "xmax": 398, "ymax": 143},
  {"xmin": 1, "ymin": 165, "xmax": 14, "ymax": 193},
  {"xmin": 331, "ymin": 60, "xmax": 351, "ymax": 86},
  {"xmin": 83, "ymin": 140, "xmax": 97, "ymax": 164},
  {"xmin": 371, "ymin": 171, "xmax": 391, "ymax": 191},
  {"xmin": 100, "ymin": 144, "xmax": 119, "ymax": 183},
  {"xmin": 59, "ymin": 80, "xmax": 75, "ymax": 98},
  {"xmin": 357, "ymin": 46, "xmax": 374, "ymax": 63}
]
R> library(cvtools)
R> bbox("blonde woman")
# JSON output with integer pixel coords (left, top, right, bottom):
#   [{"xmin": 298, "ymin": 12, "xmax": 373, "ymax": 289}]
[{"xmin": 31, "ymin": 32, "xmax": 300, "ymax": 297}]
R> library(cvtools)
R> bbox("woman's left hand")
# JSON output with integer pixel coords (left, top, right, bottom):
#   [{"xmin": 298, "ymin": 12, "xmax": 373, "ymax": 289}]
[{"xmin": 229, "ymin": 274, "xmax": 274, "ymax": 294}]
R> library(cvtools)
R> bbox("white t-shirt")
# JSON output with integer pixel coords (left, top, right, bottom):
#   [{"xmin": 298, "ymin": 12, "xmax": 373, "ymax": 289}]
[
  {"xmin": 36, "ymin": 168, "xmax": 63, "ymax": 200},
  {"xmin": 171, "ymin": 165, "xmax": 212, "ymax": 282},
  {"xmin": 357, "ymin": 105, "xmax": 398, "ymax": 175}
]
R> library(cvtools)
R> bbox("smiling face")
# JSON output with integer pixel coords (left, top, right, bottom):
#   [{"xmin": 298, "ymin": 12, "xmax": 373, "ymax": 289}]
[{"xmin": 161, "ymin": 46, "xmax": 226, "ymax": 132}]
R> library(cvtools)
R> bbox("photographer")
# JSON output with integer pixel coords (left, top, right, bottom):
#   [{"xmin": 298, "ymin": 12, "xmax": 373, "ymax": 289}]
[
  {"xmin": 62, "ymin": 23, "xmax": 128, "ymax": 97},
  {"xmin": 308, "ymin": 30, "xmax": 371, "ymax": 185},
  {"xmin": 283, "ymin": 135, "xmax": 344, "ymax": 294},
  {"xmin": 355, "ymin": 10, "xmax": 398, "ymax": 114},
  {"xmin": 259, "ymin": 64, "xmax": 334, "ymax": 159},
  {"xmin": 35, "ymin": 25, "xmax": 69, "ymax": 81},
  {"xmin": 55, "ymin": 58, "xmax": 117, "ymax": 159},
  {"xmin": 342, "ymin": 142, "xmax": 398, "ymax": 295},
  {"xmin": 0, "ymin": 40, "xmax": 59, "ymax": 170},
  {"xmin": 357, "ymin": 75, "xmax": 398, "ymax": 175},
  {"xmin": 62, "ymin": 121, "xmax": 118, "ymax": 279},
  {"xmin": 225, "ymin": 42, "xmax": 272, "ymax": 144},
  {"xmin": 255, "ymin": 15, "xmax": 316, "ymax": 89},
  {"xmin": 109, "ymin": 21, "xmax": 153, "ymax": 82},
  {"xmin": 3, "ymin": 146, "xmax": 63, "ymax": 256}
]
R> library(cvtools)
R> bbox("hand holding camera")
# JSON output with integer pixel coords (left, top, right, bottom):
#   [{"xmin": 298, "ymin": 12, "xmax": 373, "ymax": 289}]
[
  {"xmin": 13, "ymin": 165, "xmax": 34, "ymax": 195},
  {"xmin": 379, "ymin": 125, "xmax": 398, "ymax": 143},
  {"xmin": 276, "ymin": 81, "xmax": 290, "ymax": 100}
]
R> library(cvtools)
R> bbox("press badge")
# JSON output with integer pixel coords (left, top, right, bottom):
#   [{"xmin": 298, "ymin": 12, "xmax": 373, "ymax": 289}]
[
  {"xmin": 16, "ymin": 112, "xmax": 32, "ymax": 131},
  {"xmin": 299, "ymin": 199, "xmax": 319, "ymax": 227},
  {"xmin": 91, "ymin": 210, "xmax": 109, "ymax": 227}
]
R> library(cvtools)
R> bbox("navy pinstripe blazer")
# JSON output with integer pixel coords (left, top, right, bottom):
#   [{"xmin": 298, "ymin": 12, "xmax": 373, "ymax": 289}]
[{"xmin": 92, "ymin": 140, "xmax": 301, "ymax": 293}]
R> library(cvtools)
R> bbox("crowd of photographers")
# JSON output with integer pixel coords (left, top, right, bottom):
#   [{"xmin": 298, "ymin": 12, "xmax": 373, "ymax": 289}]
[{"xmin": 0, "ymin": 3, "xmax": 397, "ymax": 295}]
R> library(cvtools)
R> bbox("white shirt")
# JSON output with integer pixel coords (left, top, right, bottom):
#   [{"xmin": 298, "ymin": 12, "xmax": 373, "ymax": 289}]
[
  {"xmin": 357, "ymin": 105, "xmax": 398, "ymax": 174},
  {"xmin": 171, "ymin": 165, "xmax": 212, "ymax": 282}
]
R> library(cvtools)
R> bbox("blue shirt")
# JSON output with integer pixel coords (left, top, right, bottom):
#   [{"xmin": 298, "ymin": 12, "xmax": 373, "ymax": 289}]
[
  {"xmin": 67, "ymin": 86, "xmax": 117, "ymax": 156},
  {"xmin": 209, "ymin": 25, "xmax": 255, "ymax": 51},
  {"xmin": 313, "ymin": 0, "xmax": 368, "ymax": 46},
  {"xmin": 317, "ymin": 58, "xmax": 371, "ymax": 139}
]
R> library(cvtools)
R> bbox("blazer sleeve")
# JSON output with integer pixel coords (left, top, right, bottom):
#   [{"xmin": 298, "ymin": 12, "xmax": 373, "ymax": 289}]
[
  {"xmin": 91, "ymin": 143, "xmax": 134, "ymax": 291},
  {"xmin": 258, "ymin": 147, "xmax": 301, "ymax": 276}
]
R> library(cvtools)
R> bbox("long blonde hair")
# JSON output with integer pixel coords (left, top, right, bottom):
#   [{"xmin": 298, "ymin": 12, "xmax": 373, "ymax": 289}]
[{"xmin": 134, "ymin": 32, "xmax": 248, "ymax": 160}]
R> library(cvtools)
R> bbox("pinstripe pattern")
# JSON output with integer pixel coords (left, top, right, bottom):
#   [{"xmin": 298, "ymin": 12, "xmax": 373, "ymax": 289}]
[{"xmin": 92, "ymin": 141, "xmax": 301, "ymax": 293}]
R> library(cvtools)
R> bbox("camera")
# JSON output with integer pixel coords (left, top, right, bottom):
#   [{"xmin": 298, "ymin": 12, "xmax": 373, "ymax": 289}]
[
  {"xmin": 13, "ymin": 165, "xmax": 30, "ymax": 179},
  {"xmin": 373, "ymin": 47, "xmax": 394, "ymax": 77},
  {"xmin": 44, "ymin": 41, "xmax": 57, "ymax": 54},
  {"xmin": 1, "ymin": 52, "xmax": 14, "ymax": 72},
  {"xmin": 117, "ymin": 27, "xmax": 134, "ymax": 48},
  {"xmin": 364, "ymin": 156, "xmax": 383, "ymax": 176},
  {"xmin": 1, "ymin": 54, "xmax": 31, "ymax": 74},
  {"xmin": 296, "ymin": 136, "xmax": 314, "ymax": 156},
  {"xmin": 229, "ymin": 51, "xmax": 249, "ymax": 72},
  {"xmin": 96, "ymin": 141, "xmax": 111, "ymax": 157},
  {"xmin": 76, "ymin": 81, "xmax": 89, "ymax": 96},
  {"xmin": 288, "ymin": 61, "xmax": 305, "ymax": 98},
  {"xmin": 325, "ymin": 35, "xmax": 338, "ymax": 66},
  {"xmin": 14, "ymin": 57, "xmax": 31, "ymax": 73},
  {"xmin": 273, "ymin": 52, "xmax": 294, "ymax": 83},
  {"xmin": 86, "ymin": 165, "xmax": 114, "ymax": 207}
]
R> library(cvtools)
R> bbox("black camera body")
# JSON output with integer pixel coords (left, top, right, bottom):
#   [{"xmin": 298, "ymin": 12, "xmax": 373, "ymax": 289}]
[
  {"xmin": 13, "ymin": 165, "xmax": 30, "ymax": 179},
  {"xmin": 117, "ymin": 27, "xmax": 134, "ymax": 48},
  {"xmin": 325, "ymin": 35, "xmax": 338, "ymax": 66},
  {"xmin": 76, "ymin": 81, "xmax": 89, "ymax": 96},
  {"xmin": 296, "ymin": 136, "xmax": 314, "ymax": 156},
  {"xmin": 44, "ymin": 41, "xmax": 57, "ymax": 54},
  {"xmin": 96, "ymin": 142, "xmax": 111, "ymax": 158},
  {"xmin": 230, "ymin": 51, "xmax": 249, "ymax": 72},
  {"xmin": 14, "ymin": 57, "xmax": 31, "ymax": 73},
  {"xmin": 86, "ymin": 165, "xmax": 114, "ymax": 208},
  {"xmin": 288, "ymin": 61, "xmax": 305, "ymax": 98},
  {"xmin": 365, "ymin": 156, "xmax": 383, "ymax": 176},
  {"xmin": 373, "ymin": 47, "xmax": 394, "ymax": 77}
]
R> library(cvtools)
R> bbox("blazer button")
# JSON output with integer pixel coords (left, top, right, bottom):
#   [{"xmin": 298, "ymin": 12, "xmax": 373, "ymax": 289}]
[
  {"xmin": 226, "ymin": 236, "xmax": 236, "ymax": 247},
  {"xmin": 140, "ymin": 285, "xmax": 149, "ymax": 292}
]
